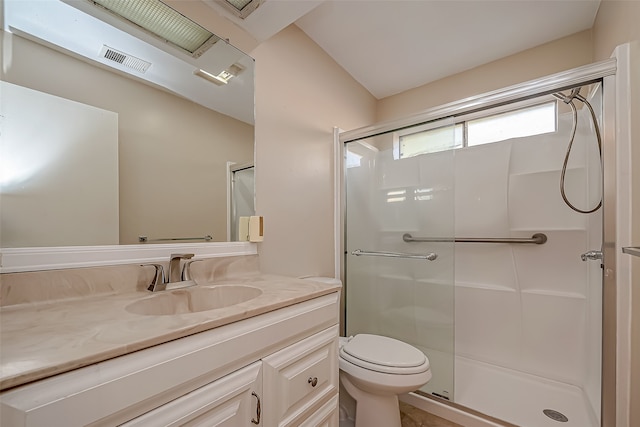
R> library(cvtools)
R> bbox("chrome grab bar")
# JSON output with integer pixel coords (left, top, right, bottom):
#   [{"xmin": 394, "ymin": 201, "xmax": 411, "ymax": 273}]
[
  {"xmin": 402, "ymin": 233, "xmax": 547, "ymax": 245},
  {"xmin": 351, "ymin": 249, "xmax": 437, "ymax": 261},
  {"xmin": 139, "ymin": 235, "xmax": 213, "ymax": 243}
]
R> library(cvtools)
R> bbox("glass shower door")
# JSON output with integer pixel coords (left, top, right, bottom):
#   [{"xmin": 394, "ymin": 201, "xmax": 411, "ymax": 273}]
[
  {"xmin": 344, "ymin": 119, "xmax": 456, "ymax": 399},
  {"xmin": 229, "ymin": 165, "xmax": 254, "ymax": 241}
]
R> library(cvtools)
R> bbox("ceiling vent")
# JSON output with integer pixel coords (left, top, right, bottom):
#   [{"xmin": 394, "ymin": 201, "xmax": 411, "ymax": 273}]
[{"xmin": 99, "ymin": 45, "xmax": 151, "ymax": 73}]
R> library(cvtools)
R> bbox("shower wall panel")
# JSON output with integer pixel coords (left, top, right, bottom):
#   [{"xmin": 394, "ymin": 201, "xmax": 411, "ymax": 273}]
[{"xmin": 453, "ymin": 101, "xmax": 602, "ymax": 422}]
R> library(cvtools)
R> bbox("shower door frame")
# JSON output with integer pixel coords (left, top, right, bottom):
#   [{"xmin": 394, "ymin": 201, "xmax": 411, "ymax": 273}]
[{"xmin": 336, "ymin": 57, "xmax": 625, "ymax": 427}]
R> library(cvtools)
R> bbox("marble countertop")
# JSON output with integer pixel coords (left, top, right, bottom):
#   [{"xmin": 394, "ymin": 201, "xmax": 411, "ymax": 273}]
[{"xmin": 0, "ymin": 273, "xmax": 340, "ymax": 391}]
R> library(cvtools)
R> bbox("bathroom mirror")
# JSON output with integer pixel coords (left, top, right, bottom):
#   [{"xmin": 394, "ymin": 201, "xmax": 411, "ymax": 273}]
[{"xmin": 0, "ymin": 0, "xmax": 255, "ymax": 248}]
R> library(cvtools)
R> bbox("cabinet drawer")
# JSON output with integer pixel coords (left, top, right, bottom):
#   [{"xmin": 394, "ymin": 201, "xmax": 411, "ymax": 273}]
[
  {"xmin": 121, "ymin": 362, "xmax": 262, "ymax": 427},
  {"xmin": 299, "ymin": 395, "xmax": 339, "ymax": 427},
  {"xmin": 262, "ymin": 326, "xmax": 339, "ymax": 426}
]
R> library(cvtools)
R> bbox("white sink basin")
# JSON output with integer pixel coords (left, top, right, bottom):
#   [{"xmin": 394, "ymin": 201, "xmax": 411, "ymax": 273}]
[{"xmin": 126, "ymin": 285, "xmax": 263, "ymax": 316}]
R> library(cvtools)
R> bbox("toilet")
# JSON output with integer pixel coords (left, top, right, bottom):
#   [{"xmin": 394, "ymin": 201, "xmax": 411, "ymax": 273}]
[
  {"xmin": 339, "ymin": 334, "xmax": 432, "ymax": 427},
  {"xmin": 301, "ymin": 277, "xmax": 432, "ymax": 427}
]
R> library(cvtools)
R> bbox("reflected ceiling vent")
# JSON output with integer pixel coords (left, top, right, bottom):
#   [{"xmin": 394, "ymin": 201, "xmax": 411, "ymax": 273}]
[
  {"xmin": 99, "ymin": 45, "xmax": 151, "ymax": 73},
  {"xmin": 215, "ymin": 0, "xmax": 263, "ymax": 19}
]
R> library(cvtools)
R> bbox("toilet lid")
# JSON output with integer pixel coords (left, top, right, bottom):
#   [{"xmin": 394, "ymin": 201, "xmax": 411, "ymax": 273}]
[{"xmin": 341, "ymin": 334, "xmax": 427, "ymax": 369}]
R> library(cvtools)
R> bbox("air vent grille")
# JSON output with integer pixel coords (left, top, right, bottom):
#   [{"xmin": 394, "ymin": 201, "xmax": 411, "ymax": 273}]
[{"xmin": 99, "ymin": 46, "xmax": 151, "ymax": 73}]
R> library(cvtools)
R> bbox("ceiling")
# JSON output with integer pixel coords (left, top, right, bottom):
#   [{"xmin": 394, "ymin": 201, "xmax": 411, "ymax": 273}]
[
  {"xmin": 4, "ymin": 0, "xmax": 602, "ymax": 119},
  {"xmin": 208, "ymin": 0, "xmax": 602, "ymax": 99}
]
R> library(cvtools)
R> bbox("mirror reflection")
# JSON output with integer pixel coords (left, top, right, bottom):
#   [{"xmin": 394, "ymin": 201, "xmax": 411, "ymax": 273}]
[{"xmin": 0, "ymin": 0, "xmax": 255, "ymax": 248}]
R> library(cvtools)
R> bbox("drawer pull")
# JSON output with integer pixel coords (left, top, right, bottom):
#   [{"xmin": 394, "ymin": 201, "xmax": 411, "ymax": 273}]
[
  {"xmin": 308, "ymin": 377, "xmax": 318, "ymax": 387},
  {"xmin": 251, "ymin": 392, "xmax": 261, "ymax": 424}
]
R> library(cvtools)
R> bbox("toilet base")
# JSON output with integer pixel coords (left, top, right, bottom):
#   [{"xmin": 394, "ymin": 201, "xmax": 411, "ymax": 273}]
[{"xmin": 340, "ymin": 372, "xmax": 402, "ymax": 427}]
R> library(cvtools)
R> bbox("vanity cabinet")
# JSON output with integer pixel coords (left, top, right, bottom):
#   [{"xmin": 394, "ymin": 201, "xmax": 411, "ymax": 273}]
[
  {"xmin": 123, "ymin": 325, "xmax": 339, "ymax": 427},
  {"xmin": 0, "ymin": 292, "xmax": 339, "ymax": 427},
  {"xmin": 262, "ymin": 327, "xmax": 339, "ymax": 426}
]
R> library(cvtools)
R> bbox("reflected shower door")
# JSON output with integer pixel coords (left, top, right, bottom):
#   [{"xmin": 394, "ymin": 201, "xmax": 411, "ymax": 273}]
[
  {"xmin": 344, "ymin": 119, "xmax": 456, "ymax": 399},
  {"xmin": 229, "ymin": 165, "xmax": 254, "ymax": 241}
]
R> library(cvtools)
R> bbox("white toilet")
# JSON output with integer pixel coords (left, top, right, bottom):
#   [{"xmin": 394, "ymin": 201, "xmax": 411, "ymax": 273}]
[
  {"xmin": 339, "ymin": 334, "xmax": 431, "ymax": 427},
  {"xmin": 301, "ymin": 277, "xmax": 432, "ymax": 427}
]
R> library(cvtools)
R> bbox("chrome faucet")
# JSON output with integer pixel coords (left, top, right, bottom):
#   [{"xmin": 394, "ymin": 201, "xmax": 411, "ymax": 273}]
[
  {"xmin": 142, "ymin": 253, "xmax": 195, "ymax": 292},
  {"xmin": 168, "ymin": 253, "xmax": 194, "ymax": 283}
]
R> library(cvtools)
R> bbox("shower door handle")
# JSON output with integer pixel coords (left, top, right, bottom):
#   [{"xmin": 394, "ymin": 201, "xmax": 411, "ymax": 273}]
[{"xmin": 581, "ymin": 250, "xmax": 603, "ymax": 261}]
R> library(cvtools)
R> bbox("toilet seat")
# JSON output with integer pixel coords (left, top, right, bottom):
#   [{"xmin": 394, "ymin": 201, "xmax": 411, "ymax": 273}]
[{"xmin": 340, "ymin": 334, "xmax": 430, "ymax": 375}]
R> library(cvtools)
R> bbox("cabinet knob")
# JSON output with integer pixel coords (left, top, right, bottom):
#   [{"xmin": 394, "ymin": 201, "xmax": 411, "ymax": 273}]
[{"xmin": 308, "ymin": 377, "xmax": 318, "ymax": 387}]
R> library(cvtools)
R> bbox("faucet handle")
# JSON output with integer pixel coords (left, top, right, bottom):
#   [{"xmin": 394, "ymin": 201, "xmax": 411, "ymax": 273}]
[
  {"xmin": 182, "ymin": 259, "xmax": 203, "ymax": 281},
  {"xmin": 141, "ymin": 263, "xmax": 166, "ymax": 292}
]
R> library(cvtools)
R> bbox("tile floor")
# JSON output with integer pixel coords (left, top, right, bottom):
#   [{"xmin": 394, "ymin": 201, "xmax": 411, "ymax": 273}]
[{"xmin": 399, "ymin": 401, "xmax": 463, "ymax": 427}]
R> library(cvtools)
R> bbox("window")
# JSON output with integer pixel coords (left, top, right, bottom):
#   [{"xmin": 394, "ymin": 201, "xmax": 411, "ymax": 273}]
[
  {"xmin": 346, "ymin": 151, "xmax": 363, "ymax": 168},
  {"xmin": 467, "ymin": 102, "xmax": 556, "ymax": 146},
  {"xmin": 396, "ymin": 101, "xmax": 557, "ymax": 159},
  {"xmin": 397, "ymin": 124, "xmax": 464, "ymax": 158}
]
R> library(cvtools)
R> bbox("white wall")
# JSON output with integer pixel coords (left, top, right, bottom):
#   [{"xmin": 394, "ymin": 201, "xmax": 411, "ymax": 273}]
[{"xmin": 251, "ymin": 25, "xmax": 376, "ymax": 277}]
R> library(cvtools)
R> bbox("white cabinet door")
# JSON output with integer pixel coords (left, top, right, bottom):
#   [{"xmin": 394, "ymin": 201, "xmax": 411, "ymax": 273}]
[
  {"xmin": 121, "ymin": 362, "xmax": 262, "ymax": 426},
  {"xmin": 262, "ymin": 326, "xmax": 339, "ymax": 427}
]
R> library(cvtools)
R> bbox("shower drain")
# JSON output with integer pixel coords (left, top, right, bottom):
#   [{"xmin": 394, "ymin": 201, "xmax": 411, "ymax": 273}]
[{"xmin": 543, "ymin": 409, "xmax": 569, "ymax": 422}]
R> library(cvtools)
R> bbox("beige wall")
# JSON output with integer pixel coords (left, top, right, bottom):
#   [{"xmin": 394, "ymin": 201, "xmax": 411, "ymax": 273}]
[
  {"xmin": 593, "ymin": 0, "xmax": 640, "ymax": 61},
  {"xmin": 251, "ymin": 25, "xmax": 376, "ymax": 277},
  {"xmin": 628, "ymin": 51, "xmax": 640, "ymax": 427},
  {"xmin": 1, "ymin": 81, "xmax": 119, "ymax": 247},
  {"xmin": 376, "ymin": 30, "xmax": 594, "ymax": 122},
  {"xmin": 2, "ymin": 34, "xmax": 254, "ymax": 245}
]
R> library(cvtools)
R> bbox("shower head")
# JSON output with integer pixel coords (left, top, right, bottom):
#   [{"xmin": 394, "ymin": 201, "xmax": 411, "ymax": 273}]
[{"xmin": 553, "ymin": 87, "xmax": 581, "ymax": 104}]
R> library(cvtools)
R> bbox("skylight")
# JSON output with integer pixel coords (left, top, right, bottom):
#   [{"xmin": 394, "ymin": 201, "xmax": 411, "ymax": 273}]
[
  {"xmin": 90, "ymin": 0, "xmax": 219, "ymax": 57},
  {"xmin": 216, "ymin": 0, "xmax": 263, "ymax": 19}
]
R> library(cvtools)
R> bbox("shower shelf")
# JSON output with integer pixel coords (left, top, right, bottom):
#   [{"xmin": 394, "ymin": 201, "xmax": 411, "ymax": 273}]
[{"xmin": 622, "ymin": 247, "xmax": 640, "ymax": 257}]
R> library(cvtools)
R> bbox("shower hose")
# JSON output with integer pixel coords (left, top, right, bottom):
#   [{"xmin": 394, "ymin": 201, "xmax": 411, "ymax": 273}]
[{"xmin": 553, "ymin": 87, "xmax": 603, "ymax": 214}]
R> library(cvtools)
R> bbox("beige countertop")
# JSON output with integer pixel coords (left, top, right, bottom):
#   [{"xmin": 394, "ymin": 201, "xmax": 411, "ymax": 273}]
[{"xmin": 0, "ymin": 269, "xmax": 340, "ymax": 391}]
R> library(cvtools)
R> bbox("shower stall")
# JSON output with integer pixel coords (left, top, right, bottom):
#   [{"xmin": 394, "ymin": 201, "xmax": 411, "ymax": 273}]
[{"xmin": 339, "ymin": 61, "xmax": 617, "ymax": 427}]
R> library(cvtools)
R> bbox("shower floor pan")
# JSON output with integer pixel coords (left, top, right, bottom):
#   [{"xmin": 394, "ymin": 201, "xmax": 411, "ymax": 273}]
[{"xmin": 454, "ymin": 356, "xmax": 598, "ymax": 427}]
